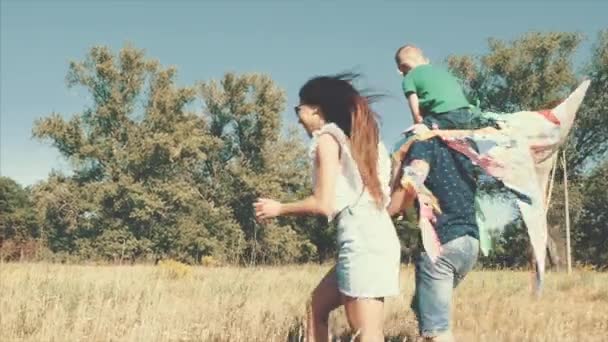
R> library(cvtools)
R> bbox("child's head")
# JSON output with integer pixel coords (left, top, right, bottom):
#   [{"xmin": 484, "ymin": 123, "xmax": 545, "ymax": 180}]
[{"xmin": 395, "ymin": 45, "xmax": 429, "ymax": 75}]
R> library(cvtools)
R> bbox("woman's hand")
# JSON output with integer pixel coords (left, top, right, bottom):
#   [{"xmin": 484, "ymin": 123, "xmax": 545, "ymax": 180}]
[{"xmin": 253, "ymin": 198, "xmax": 282, "ymax": 221}]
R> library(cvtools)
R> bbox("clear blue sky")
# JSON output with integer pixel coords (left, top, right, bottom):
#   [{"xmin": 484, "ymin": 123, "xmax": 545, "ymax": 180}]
[{"xmin": 1, "ymin": 0, "xmax": 606, "ymax": 186}]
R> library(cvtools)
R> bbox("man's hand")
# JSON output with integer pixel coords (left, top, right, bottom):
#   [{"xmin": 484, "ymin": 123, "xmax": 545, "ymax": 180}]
[{"xmin": 402, "ymin": 123, "xmax": 430, "ymax": 136}]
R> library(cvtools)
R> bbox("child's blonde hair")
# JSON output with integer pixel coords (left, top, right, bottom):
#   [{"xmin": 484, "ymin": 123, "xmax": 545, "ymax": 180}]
[{"xmin": 395, "ymin": 44, "xmax": 429, "ymax": 66}]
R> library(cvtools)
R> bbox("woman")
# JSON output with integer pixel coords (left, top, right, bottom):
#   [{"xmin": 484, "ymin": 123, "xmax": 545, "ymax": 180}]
[{"xmin": 254, "ymin": 74, "xmax": 401, "ymax": 342}]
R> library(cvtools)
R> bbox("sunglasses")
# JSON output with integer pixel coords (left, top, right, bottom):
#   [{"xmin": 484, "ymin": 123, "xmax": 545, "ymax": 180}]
[{"xmin": 294, "ymin": 105, "xmax": 302, "ymax": 116}]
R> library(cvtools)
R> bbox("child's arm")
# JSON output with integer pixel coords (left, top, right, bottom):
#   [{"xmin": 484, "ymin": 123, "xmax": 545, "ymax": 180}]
[{"xmin": 407, "ymin": 93, "xmax": 424, "ymax": 124}]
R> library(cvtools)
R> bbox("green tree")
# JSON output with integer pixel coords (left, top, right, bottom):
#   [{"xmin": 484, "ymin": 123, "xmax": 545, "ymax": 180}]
[
  {"xmin": 32, "ymin": 45, "xmax": 244, "ymax": 263},
  {"xmin": 32, "ymin": 45, "xmax": 325, "ymax": 264},
  {"xmin": 564, "ymin": 29, "xmax": 608, "ymax": 177},
  {"xmin": 448, "ymin": 32, "xmax": 581, "ymax": 113},
  {"xmin": 0, "ymin": 177, "xmax": 39, "ymax": 260},
  {"xmin": 573, "ymin": 162, "xmax": 608, "ymax": 269},
  {"xmin": 199, "ymin": 74, "xmax": 320, "ymax": 264}
]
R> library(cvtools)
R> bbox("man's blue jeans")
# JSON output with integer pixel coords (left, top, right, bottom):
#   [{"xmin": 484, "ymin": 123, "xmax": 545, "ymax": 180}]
[{"xmin": 411, "ymin": 235, "xmax": 479, "ymax": 337}]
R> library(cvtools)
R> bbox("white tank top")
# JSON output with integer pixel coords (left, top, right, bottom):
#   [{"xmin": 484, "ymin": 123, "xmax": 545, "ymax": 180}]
[{"xmin": 308, "ymin": 123, "xmax": 392, "ymax": 221}]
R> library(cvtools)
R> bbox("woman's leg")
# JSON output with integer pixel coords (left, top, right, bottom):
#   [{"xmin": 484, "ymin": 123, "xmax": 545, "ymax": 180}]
[
  {"xmin": 342, "ymin": 296, "xmax": 385, "ymax": 342},
  {"xmin": 307, "ymin": 266, "xmax": 342, "ymax": 342}
]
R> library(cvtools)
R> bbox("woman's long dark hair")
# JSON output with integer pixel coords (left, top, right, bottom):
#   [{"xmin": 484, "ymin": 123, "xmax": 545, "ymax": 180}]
[{"xmin": 299, "ymin": 73, "xmax": 384, "ymax": 207}]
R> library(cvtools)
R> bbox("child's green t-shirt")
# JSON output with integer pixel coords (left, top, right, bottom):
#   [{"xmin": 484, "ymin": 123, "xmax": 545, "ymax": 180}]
[{"xmin": 402, "ymin": 64, "xmax": 471, "ymax": 114}]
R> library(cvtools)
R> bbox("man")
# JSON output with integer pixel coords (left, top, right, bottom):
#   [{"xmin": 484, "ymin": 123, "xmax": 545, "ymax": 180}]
[{"xmin": 388, "ymin": 135, "xmax": 480, "ymax": 342}]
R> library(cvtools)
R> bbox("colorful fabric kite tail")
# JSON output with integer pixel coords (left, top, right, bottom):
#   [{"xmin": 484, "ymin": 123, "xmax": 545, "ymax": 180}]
[{"xmin": 419, "ymin": 201, "xmax": 443, "ymax": 262}]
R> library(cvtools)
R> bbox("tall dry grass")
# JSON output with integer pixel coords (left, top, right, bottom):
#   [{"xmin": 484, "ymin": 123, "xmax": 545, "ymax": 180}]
[{"xmin": 0, "ymin": 262, "xmax": 606, "ymax": 341}]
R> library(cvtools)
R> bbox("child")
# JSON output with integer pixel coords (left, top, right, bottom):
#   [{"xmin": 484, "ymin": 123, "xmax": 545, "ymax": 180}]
[{"xmin": 395, "ymin": 44, "xmax": 488, "ymax": 131}]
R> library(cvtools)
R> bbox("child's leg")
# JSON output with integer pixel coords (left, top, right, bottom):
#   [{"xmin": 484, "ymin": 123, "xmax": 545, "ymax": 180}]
[
  {"xmin": 307, "ymin": 266, "xmax": 342, "ymax": 342},
  {"xmin": 342, "ymin": 296, "xmax": 385, "ymax": 342},
  {"xmin": 422, "ymin": 110, "xmax": 501, "ymax": 143},
  {"xmin": 425, "ymin": 109, "xmax": 497, "ymax": 130}
]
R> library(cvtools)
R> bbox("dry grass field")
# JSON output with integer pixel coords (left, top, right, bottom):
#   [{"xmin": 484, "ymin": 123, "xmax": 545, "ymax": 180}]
[{"xmin": 0, "ymin": 262, "xmax": 606, "ymax": 341}]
